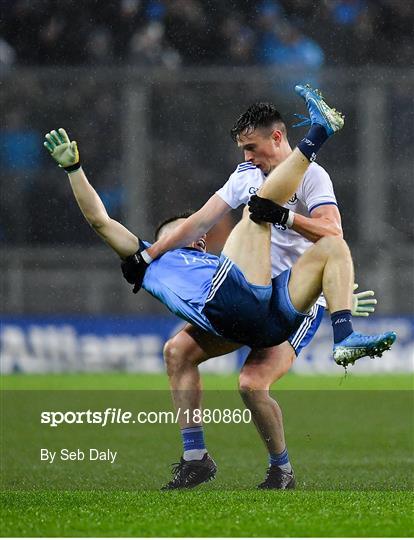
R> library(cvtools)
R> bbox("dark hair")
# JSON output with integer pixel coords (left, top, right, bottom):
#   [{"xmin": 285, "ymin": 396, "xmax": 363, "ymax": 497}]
[
  {"xmin": 230, "ymin": 102, "xmax": 286, "ymax": 142},
  {"xmin": 154, "ymin": 211, "xmax": 194, "ymax": 240}
]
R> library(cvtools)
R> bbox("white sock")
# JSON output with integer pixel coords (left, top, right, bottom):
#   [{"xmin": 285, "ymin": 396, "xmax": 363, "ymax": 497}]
[
  {"xmin": 278, "ymin": 462, "xmax": 292, "ymax": 473},
  {"xmin": 269, "ymin": 448, "xmax": 292, "ymax": 473},
  {"xmin": 183, "ymin": 449, "xmax": 207, "ymax": 461}
]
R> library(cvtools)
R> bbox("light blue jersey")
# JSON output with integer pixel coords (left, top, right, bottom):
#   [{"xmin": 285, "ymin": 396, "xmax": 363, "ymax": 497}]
[
  {"xmin": 141, "ymin": 242, "xmax": 221, "ymax": 334},
  {"xmin": 140, "ymin": 241, "xmax": 308, "ymax": 349}
]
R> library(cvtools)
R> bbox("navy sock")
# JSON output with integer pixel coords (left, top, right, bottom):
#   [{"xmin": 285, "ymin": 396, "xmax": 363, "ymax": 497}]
[
  {"xmin": 331, "ymin": 310, "xmax": 353, "ymax": 343},
  {"xmin": 269, "ymin": 448, "xmax": 292, "ymax": 472},
  {"xmin": 297, "ymin": 124, "xmax": 329, "ymax": 162},
  {"xmin": 181, "ymin": 426, "xmax": 206, "ymax": 460}
]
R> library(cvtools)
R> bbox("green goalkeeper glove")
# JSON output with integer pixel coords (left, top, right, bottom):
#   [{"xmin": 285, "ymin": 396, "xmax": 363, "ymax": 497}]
[
  {"xmin": 352, "ymin": 283, "xmax": 377, "ymax": 317},
  {"xmin": 43, "ymin": 128, "xmax": 81, "ymax": 172}
]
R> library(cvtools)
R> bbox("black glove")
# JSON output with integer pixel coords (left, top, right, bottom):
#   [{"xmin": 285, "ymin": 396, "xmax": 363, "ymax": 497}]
[
  {"xmin": 121, "ymin": 251, "xmax": 149, "ymax": 294},
  {"xmin": 248, "ymin": 194, "xmax": 290, "ymax": 226}
]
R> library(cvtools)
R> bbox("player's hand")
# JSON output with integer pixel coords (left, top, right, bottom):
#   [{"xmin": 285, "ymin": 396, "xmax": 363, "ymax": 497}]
[
  {"xmin": 43, "ymin": 128, "xmax": 81, "ymax": 172},
  {"xmin": 351, "ymin": 283, "xmax": 377, "ymax": 317},
  {"xmin": 121, "ymin": 251, "xmax": 149, "ymax": 294},
  {"xmin": 248, "ymin": 194, "xmax": 291, "ymax": 226}
]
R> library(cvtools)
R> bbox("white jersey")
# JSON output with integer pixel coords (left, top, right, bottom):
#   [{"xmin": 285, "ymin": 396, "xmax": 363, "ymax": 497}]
[{"xmin": 216, "ymin": 161, "xmax": 338, "ymax": 307}]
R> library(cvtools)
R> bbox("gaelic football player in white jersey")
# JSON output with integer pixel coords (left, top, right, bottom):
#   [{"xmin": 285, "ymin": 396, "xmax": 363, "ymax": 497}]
[{"xmin": 122, "ymin": 92, "xmax": 378, "ymax": 490}]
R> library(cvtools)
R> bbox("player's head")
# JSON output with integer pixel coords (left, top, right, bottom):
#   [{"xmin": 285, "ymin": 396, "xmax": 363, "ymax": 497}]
[
  {"xmin": 230, "ymin": 102, "xmax": 289, "ymax": 173},
  {"xmin": 155, "ymin": 212, "xmax": 207, "ymax": 253}
]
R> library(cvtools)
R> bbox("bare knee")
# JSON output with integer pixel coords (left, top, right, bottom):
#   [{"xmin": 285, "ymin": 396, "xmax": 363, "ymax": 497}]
[
  {"xmin": 163, "ymin": 338, "xmax": 181, "ymax": 377},
  {"xmin": 163, "ymin": 335, "xmax": 197, "ymax": 377},
  {"xmin": 238, "ymin": 346, "xmax": 295, "ymax": 399},
  {"xmin": 306, "ymin": 237, "xmax": 349, "ymax": 269},
  {"xmin": 239, "ymin": 363, "xmax": 289, "ymax": 396},
  {"xmin": 239, "ymin": 366, "xmax": 270, "ymax": 394},
  {"xmin": 316, "ymin": 235, "xmax": 349, "ymax": 257},
  {"xmin": 238, "ymin": 384, "xmax": 267, "ymax": 411},
  {"xmin": 238, "ymin": 371, "xmax": 280, "ymax": 412}
]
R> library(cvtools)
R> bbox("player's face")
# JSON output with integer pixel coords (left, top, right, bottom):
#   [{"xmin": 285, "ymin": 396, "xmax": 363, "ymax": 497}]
[
  {"xmin": 237, "ymin": 127, "xmax": 283, "ymax": 174},
  {"xmin": 190, "ymin": 235, "xmax": 207, "ymax": 253}
]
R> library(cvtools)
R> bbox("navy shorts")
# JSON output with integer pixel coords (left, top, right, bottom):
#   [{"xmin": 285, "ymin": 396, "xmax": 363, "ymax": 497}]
[
  {"xmin": 287, "ymin": 303, "xmax": 325, "ymax": 356},
  {"xmin": 202, "ymin": 256, "xmax": 308, "ymax": 349}
]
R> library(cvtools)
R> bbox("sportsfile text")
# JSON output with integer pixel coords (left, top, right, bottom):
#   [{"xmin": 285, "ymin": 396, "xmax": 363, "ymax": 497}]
[
  {"xmin": 41, "ymin": 408, "xmax": 133, "ymax": 427},
  {"xmin": 40, "ymin": 448, "xmax": 117, "ymax": 464},
  {"xmin": 40, "ymin": 408, "xmax": 252, "ymax": 427}
]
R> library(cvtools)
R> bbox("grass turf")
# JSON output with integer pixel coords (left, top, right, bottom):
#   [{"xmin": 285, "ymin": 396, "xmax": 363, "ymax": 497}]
[
  {"xmin": 1, "ymin": 373, "xmax": 413, "ymax": 537},
  {"xmin": 2, "ymin": 372, "xmax": 413, "ymax": 390},
  {"xmin": 2, "ymin": 490, "xmax": 413, "ymax": 537}
]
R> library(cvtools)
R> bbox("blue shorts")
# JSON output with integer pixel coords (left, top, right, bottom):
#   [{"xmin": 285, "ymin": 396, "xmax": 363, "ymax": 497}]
[
  {"xmin": 202, "ymin": 257, "xmax": 308, "ymax": 349},
  {"xmin": 287, "ymin": 303, "xmax": 325, "ymax": 356}
]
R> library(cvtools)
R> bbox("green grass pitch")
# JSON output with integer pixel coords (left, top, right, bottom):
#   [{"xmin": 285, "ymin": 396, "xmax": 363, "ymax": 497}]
[{"xmin": 1, "ymin": 373, "xmax": 413, "ymax": 537}]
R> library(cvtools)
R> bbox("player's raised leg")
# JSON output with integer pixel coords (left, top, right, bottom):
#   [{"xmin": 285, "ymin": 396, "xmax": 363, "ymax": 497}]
[
  {"xmin": 258, "ymin": 84, "xmax": 344, "ymax": 204},
  {"xmin": 221, "ymin": 149, "xmax": 306, "ymax": 285},
  {"xmin": 258, "ymin": 148, "xmax": 309, "ymax": 204},
  {"xmin": 221, "ymin": 207, "xmax": 272, "ymax": 285},
  {"xmin": 287, "ymin": 236, "xmax": 396, "ymax": 366},
  {"xmin": 288, "ymin": 235, "xmax": 353, "ymax": 313},
  {"xmin": 253, "ymin": 85, "xmax": 396, "ymax": 366}
]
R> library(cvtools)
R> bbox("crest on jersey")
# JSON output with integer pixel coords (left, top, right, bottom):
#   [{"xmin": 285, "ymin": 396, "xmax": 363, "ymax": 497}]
[{"xmin": 288, "ymin": 193, "xmax": 298, "ymax": 204}]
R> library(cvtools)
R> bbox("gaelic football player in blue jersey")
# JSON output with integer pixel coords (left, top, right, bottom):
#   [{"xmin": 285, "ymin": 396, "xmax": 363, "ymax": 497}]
[{"xmin": 45, "ymin": 84, "xmax": 395, "ymax": 490}]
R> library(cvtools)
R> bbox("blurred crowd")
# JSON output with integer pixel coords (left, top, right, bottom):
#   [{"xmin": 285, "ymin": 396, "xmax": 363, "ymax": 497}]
[
  {"xmin": 1, "ymin": 0, "xmax": 412, "ymax": 70},
  {"xmin": 1, "ymin": 0, "xmax": 413, "ymax": 248}
]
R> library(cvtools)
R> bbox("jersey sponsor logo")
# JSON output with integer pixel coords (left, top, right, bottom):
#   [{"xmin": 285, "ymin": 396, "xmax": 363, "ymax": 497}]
[
  {"xmin": 179, "ymin": 253, "xmax": 219, "ymax": 267},
  {"xmin": 273, "ymin": 223, "xmax": 287, "ymax": 231},
  {"xmin": 288, "ymin": 193, "xmax": 298, "ymax": 204},
  {"xmin": 248, "ymin": 186, "xmax": 259, "ymax": 195}
]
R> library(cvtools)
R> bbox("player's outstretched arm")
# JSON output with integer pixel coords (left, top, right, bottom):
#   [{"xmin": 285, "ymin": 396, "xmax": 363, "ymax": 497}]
[
  {"xmin": 145, "ymin": 194, "xmax": 231, "ymax": 261},
  {"xmin": 44, "ymin": 129, "xmax": 139, "ymax": 259}
]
